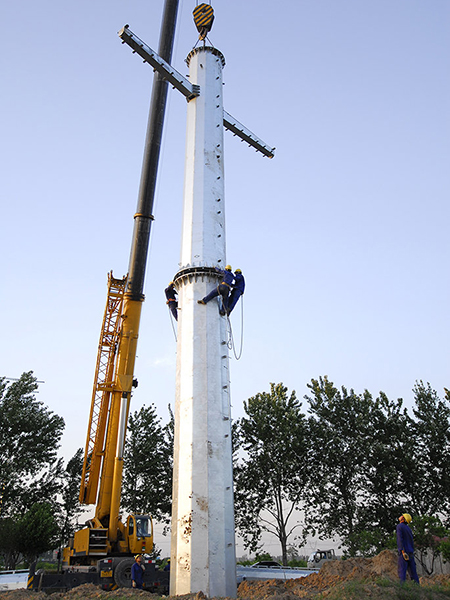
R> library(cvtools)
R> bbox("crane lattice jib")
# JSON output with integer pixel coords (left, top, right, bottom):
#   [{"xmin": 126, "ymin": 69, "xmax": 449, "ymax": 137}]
[{"xmin": 79, "ymin": 273, "xmax": 127, "ymax": 505}]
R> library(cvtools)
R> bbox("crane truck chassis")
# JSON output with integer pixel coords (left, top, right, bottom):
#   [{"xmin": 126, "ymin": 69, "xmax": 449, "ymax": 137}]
[{"xmin": 28, "ymin": 556, "xmax": 169, "ymax": 593}]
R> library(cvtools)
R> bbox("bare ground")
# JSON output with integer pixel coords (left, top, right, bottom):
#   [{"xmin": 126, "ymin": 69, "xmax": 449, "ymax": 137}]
[{"xmin": 2, "ymin": 551, "xmax": 450, "ymax": 600}]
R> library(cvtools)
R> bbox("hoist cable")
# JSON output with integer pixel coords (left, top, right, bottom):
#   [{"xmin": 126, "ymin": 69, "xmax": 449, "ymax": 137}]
[{"xmin": 168, "ymin": 306, "xmax": 177, "ymax": 341}]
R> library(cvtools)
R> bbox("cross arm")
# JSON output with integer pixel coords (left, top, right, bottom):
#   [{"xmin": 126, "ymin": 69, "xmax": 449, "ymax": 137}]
[
  {"xmin": 118, "ymin": 25, "xmax": 275, "ymax": 159},
  {"xmin": 118, "ymin": 25, "xmax": 200, "ymax": 101},
  {"xmin": 223, "ymin": 111, "xmax": 275, "ymax": 159}
]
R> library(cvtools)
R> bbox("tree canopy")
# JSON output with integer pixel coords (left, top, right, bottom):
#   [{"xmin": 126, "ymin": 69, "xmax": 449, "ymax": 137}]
[
  {"xmin": 234, "ymin": 378, "xmax": 450, "ymax": 560},
  {"xmin": 122, "ymin": 404, "xmax": 173, "ymax": 525},
  {"xmin": 0, "ymin": 372, "xmax": 65, "ymax": 517},
  {"xmin": 233, "ymin": 383, "xmax": 309, "ymax": 564}
]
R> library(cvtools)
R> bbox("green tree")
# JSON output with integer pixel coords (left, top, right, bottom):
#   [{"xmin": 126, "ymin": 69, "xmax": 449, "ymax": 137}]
[
  {"xmin": 59, "ymin": 448, "xmax": 84, "ymax": 547},
  {"xmin": 440, "ymin": 539, "xmax": 450, "ymax": 563},
  {"xmin": 406, "ymin": 382, "xmax": 450, "ymax": 516},
  {"xmin": 122, "ymin": 404, "xmax": 173, "ymax": 524},
  {"xmin": 359, "ymin": 392, "xmax": 412, "ymax": 549},
  {"xmin": 18, "ymin": 502, "xmax": 60, "ymax": 564},
  {"xmin": 304, "ymin": 377, "xmax": 450, "ymax": 556},
  {"xmin": 0, "ymin": 517, "xmax": 21, "ymax": 569},
  {"xmin": 411, "ymin": 515, "xmax": 450, "ymax": 576},
  {"xmin": 234, "ymin": 383, "xmax": 309, "ymax": 565},
  {"xmin": 0, "ymin": 372, "xmax": 65, "ymax": 517},
  {"xmin": 304, "ymin": 377, "xmax": 411, "ymax": 556},
  {"xmin": 305, "ymin": 377, "xmax": 376, "ymax": 556}
]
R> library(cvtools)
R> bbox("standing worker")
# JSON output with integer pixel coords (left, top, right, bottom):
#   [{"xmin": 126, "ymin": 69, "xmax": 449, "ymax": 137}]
[
  {"xmin": 131, "ymin": 554, "xmax": 145, "ymax": 589},
  {"xmin": 165, "ymin": 281, "xmax": 178, "ymax": 321},
  {"xmin": 397, "ymin": 513, "xmax": 420, "ymax": 584},
  {"xmin": 227, "ymin": 268, "xmax": 245, "ymax": 315},
  {"xmin": 198, "ymin": 265, "xmax": 234, "ymax": 315}
]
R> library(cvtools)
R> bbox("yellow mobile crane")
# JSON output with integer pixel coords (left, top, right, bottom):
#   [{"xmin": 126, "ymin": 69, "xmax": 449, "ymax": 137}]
[{"xmin": 28, "ymin": 0, "xmax": 179, "ymax": 592}]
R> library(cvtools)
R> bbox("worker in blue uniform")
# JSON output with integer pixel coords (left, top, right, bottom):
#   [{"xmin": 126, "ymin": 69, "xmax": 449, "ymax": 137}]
[
  {"xmin": 165, "ymin": 282, "xmax": 178, "ymax": 321},
  {"xmin": 131, "ymin": 554, "xmax": 145, "ymax": 589},
  {"xmin": 396, "ymin": 513, "xmax": 420, "ymax": 584},
  {"xmin": 227, "ymin": 268, "xmax": 245, "ymax": 315},
  {"xmin": 198, "ymin": 265, "xmax": 233, "ymax": 315}
]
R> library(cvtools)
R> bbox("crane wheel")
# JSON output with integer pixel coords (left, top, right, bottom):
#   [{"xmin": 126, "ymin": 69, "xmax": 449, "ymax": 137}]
[{"xmin": 113, "ymin": 557, "xmax": 135, "ymax": 588}]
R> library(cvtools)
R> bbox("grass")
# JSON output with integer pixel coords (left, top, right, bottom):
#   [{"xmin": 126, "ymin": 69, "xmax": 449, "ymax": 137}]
[{"xmin": 315, "ymin": 578, "xmax": 450, "ymax": 600}]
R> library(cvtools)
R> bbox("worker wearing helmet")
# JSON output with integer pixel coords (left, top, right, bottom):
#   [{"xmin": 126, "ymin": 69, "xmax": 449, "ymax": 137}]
[
  {"xmin": 198, "ymin": 265, "xmax": 233, "ymax": 315},
  {"xmin": 165, "ymin": 282, "xmax": 178, "ymax": 321},
  {"xmin": 131, "ymin": 554, "xmax": 145, "ymax": 589},
  {"xmin": 396, "ymin": 513, "xmax": 420, "ymax": 584},
  {"xmin": 227, "ymin": 268, "xmax": 245, "ymax": 316}
]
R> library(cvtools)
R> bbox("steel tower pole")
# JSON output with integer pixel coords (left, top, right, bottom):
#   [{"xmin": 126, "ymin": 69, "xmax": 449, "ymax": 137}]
[{"xmin": 171, "ymin": 45, "xmax": 237, "ymax": 598}]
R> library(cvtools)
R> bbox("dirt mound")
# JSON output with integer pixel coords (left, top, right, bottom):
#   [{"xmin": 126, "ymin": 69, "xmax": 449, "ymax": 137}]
[
  {"xmin": 0, "ymin": 582, "xmax": 155, "ymax": 599},
  {"xmin": 238, "ymin": 550, "xmax": 399, "ymax": 599}
]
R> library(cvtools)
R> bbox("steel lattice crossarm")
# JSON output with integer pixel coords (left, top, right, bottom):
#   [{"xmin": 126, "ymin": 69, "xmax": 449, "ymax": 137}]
[
  {"xmin": 223, "ymin": 111, "xmax": 275, "ymax": 158},
  {"xmin": 118, "ymin": 25, "xmax": 275, "ymax": 158},
  {"xmin": 119, "ymin": 25, "xmax": 200, "ymax": 101}
]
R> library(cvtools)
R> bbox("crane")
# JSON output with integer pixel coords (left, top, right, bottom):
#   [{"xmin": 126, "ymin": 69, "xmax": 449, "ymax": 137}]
[{"xmin": 28, "ymin": 0, "xmax": 179, "ymax": 591}]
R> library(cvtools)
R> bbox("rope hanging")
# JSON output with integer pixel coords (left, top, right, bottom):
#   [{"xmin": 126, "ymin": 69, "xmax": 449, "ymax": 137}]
[
  {"xmin": 227, "ymin": 297, "xmax": 244, "ymax": 360},
  {"xmin": 168, "ymin": 305, "xmax": 177, "ymax": 342}
]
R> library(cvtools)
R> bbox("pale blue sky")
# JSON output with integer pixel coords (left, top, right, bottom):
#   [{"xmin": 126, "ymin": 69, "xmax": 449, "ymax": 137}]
[{"xmin": 2, "ymin": 0, "xmax": 449, "ymax": 555}]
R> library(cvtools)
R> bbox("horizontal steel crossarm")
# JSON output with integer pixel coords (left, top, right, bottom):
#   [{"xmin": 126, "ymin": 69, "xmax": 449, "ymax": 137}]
[
  {"xmin": 223, "ymin": 111, "xmax": 275, "ymax": 158},
  {"xmin": 118, "ymin": 26, "xmax": 200, "ymax": 101}
]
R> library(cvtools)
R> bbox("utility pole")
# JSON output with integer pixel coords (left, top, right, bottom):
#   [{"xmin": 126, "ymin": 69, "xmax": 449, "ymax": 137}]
[{"xmin": 119, "ymin": 5, "xmax": 273, "ymax": 597}]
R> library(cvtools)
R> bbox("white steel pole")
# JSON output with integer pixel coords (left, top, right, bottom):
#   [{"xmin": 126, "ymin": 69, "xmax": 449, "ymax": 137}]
[{"xmin": 171, "ymin": 45, "xmax": 237, "ymax": 598}]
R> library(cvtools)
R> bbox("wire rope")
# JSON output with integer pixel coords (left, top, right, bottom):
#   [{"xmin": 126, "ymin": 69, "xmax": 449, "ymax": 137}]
[
  {"xmin": 227, "ymin": 296, "xmax": 244, "ymax": 360},
  {"xmin": 168, "ymin": 305, "xmax": 178, "ymax": 342}
]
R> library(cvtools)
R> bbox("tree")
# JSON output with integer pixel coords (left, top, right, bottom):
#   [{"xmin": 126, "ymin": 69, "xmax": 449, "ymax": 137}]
[
  {"xmin": 359, "ymin": 392, "xmax": 412, "ymax": 549},
  {"xmin": 304, "ymin": 377, "xmax": 413, "ymax": 556},
  {"xmin": 233, "ymin": 383, "xmax": 309, "ymax": 565},
  {"xmin": 0, "ymin": 372, "xmax": 65, "ymax": 517},
  {"xmin": 17, "ymin": 502, "xmax": 60, "ymax": 565},
  {"xmin": 304, "ymin": 377, "xmax": 450, "ymax": 556},
  {"xmin": 59, "ymin": 448, "xmax": 84, "ymax": 547},
  {"xmin": 305, "ymin": 376, "xmax": 377, "ymax": 556},
  {"xmin": 0, "ymin": 517, "xmax": 21, "ymax": 569},
  {"xmin": 122, "ymin": 404, "xmax": 173, "ymax": 524},
  {"xmin": 411, "ymin": 515, "xmax": 450, "ymax": 576},
  {"xmin": 406, "ymin": 382, "xmax": 450, "ymax": 516}
]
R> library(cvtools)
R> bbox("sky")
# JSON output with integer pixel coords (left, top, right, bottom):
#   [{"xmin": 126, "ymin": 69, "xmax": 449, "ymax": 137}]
[{"xmin": 2, "ymin": 0, "xmax": 449, "ymax": 558}]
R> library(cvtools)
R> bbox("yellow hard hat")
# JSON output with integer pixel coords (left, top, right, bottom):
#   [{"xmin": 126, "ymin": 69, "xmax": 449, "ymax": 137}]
[
  {"xmin": 235, "ymin": 269, "xmax": 242, "ymax": 274},
  {"xmin": 225, "ymin": 265, "xmax": 232, "ymax": 271},
  {"xmin": 135, "ymin": 554, "xmax": 143, "ymax": 560},
  {"xmin": 402, "ymin": 513, "xmax": 412, "ymax": 524}
]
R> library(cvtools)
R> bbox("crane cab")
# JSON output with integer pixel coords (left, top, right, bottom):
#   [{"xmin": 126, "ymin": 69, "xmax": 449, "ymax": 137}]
[{"xmin": 125, "ymin": 514, "xmax": 153, "ymax": 555}]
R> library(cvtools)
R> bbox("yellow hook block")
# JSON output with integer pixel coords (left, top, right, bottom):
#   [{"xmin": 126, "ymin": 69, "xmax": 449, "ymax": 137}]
[{"xmin": 193, "ymin": 3, "xmax": 214, "ymax": 40}]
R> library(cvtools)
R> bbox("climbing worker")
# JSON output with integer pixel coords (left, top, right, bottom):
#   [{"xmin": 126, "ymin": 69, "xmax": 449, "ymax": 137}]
[
  {"xmin": 396, "ymin": 513, "xmax": 420, "ymax": 584},
  {"xmin": 198, "ymin": 265, "xmax": 233, "ymax": 315},
  {"xmin": 165, "ymin": 281, "xmax": 178, "ymax": 321},
  {"xmin": 227, "ymin": 268, "xmax": 245, "ymax": 315},
  {"xmin": 131, "ymin": 554, "xmax": 145, "ymax": 589}
]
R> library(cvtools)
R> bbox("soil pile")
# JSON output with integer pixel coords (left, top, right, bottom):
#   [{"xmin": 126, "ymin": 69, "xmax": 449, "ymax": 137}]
[
  {"xmin": 238, "ymin": 550, "xmax": 450, "ymax": 599},
  {"xmin": 238, "ymin": 550, "xmax": 400, "ymax": 599}
]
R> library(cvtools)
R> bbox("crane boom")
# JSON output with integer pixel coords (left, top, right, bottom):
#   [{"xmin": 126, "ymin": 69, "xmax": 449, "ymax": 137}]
[
  {"xmin": 62, "ymin": 0, "xmax": 180, "ymax": 569},
  {"xmin": 79, "ymin": 273, "xmax": 127, "ymax": 505}
]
